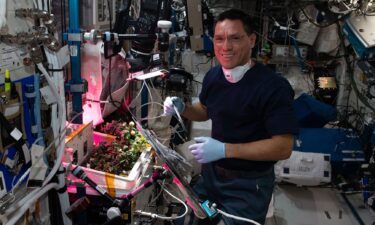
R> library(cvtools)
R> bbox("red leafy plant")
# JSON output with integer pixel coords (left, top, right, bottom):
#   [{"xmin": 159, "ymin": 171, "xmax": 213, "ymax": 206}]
[{"xmin": 89, "ymin": 120, "xmax": 148, "ymax": 175}]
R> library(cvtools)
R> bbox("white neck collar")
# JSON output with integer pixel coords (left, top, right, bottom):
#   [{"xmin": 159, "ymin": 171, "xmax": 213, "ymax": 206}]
[{"xmin": 222, "ymin": 59, "xmax": 252, "ymax": 83}]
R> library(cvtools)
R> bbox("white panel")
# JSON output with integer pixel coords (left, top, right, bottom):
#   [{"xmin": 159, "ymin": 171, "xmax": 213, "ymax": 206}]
[{"xmin": 0, "ymin": 0, "xmax": 35, "ymax": 81}]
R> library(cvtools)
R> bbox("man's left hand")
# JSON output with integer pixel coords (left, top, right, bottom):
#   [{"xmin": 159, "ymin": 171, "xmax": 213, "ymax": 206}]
[{"xmin": 188, "ymin": 137, "xmax": 225, "ymax": 163}]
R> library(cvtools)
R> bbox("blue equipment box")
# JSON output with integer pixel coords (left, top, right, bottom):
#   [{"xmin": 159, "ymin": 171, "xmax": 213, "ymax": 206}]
[
  {"xmin": 294, "ymin": 128, "xmax": 365, "ymax": 173},
  {"xmin": 343, "ymin": 20, "xmax": 375, "ymax": 59}
]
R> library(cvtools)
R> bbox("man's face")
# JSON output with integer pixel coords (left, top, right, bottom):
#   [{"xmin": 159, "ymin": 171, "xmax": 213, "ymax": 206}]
[{"xmin": 214, "ymin": 19, "xmax": 256, "ymax": 69}]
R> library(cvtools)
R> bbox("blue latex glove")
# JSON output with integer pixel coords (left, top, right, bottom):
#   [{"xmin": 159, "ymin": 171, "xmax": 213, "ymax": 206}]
[
  {"xmin": 163, "ymin": 96, "xmax": 185, "ymax": 116},
  {"xmin": 188, "ymin": 137, "xmax": 226, "ymax": 163}
]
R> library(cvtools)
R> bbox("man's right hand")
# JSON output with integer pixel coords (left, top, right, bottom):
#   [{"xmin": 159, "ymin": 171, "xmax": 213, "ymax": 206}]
[{"xmin": 163, "ymin": 96, "xmax": 185, "ymax": 116}]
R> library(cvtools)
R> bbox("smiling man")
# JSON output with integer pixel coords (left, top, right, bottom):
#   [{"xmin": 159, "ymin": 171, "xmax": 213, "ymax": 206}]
[{"xmin": 164, "ymin": 9, "xmax": 299, "ymax": 225}]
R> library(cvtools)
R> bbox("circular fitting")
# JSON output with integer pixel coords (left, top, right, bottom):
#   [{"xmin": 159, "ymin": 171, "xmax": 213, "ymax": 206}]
[
  {"xmin": 107, "ymin": 207, "xmax": 121, "ymax": 220},
  {"xmin": 157, "ymin": 20, "xmax": 172, "ymax": 32},
  {"xmin": 29, "ymin": 45, "xmax": 43, "ymax": 64},
  {"xmin": 23, "ymin": 57, "xmax": 33, "ymax": 66}
]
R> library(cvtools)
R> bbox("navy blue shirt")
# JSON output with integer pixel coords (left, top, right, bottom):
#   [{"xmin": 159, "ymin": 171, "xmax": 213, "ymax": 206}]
[{"xmin": 199, "ymin": 63, "xmax": 299, "ymax": 171}]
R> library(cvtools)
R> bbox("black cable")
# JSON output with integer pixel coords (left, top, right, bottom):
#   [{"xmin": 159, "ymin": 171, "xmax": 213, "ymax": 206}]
[
  {"xmin": 48, "ymin": 189, "xmax": 64, "ymax": 225},
  {"xmin": 47, "ymin": 68, "xmax": 64, "ymax": 72},
  {"xmin": 343, "ymin": 69, "xmax": 353, "ymax": 127},
  {"xmin": 61, "ymin": 0, "xmax": 66, "ymax": 41},
  {"xmin": 60, "ymin": 0, "xmax": 64, "ymax": 42},
  {"xmin": 107, "ymin": 0, "xmax": 113, "ymax": 31},
  {"xmin": 341, "ymin": 193, "xmax": 366, "ymax": 225},
  {"xmin": 192, "ymin": 80, "xmax": 202, "ymax": 84}
]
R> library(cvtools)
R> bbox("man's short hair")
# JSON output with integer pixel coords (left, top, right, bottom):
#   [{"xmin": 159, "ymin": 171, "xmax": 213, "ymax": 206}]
[{"xmin": 215, "ymin": 9, "xmax": 254, "ymax": 35}]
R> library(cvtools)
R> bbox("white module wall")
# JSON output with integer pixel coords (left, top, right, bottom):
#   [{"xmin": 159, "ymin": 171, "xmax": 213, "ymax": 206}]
[{"xmin": 0, "ymin": 0, "xmax": 35, "ymax": 83}]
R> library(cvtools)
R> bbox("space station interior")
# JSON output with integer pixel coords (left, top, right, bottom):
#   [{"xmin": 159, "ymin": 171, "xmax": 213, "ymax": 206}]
[{"xmin": 0, "ymin": 0, "xmax": 375, "ymax": 224}]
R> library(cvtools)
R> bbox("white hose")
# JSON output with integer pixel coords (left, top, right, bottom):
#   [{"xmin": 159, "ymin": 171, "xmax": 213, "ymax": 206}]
[
  {"xmin": 134, "ymin": 186, "xmax": 189, "ymax": 220},
  {"xmin": 36, "ymin": 63, "xmax": 63, "ymax": 129},
  {"xmin": 217, "ymin": 208, "xmax": 261, "ymax": 225},
  {"xmin": 37, "ymin": 0, "xmax": 43, "ymax": 11},
  {"xmin": 43, "ymin": 0, "xmax": 48, "ymax": 11},
  {"xmin": 36, "ymin": 63, "xmax": 65, "ymax": 187},
  {"xmin": 6, "ymin": 183, "xmax": 58, "ymax": 225},
  {"xmin": 0, "ymin": 0, "xmax": 6, "ymax": 29},
  {"xmin": 44, "ymin": 50, "xmax": 59, "ymax": 147},
  {"xmin": 36, "ymin": 62, "xmax": 63, "ymax": 141},
  {"xmin": 47, "ymin": 52, "xmax": 67, "ymax": 150},
  {"xmin": 2, "ymin": 187, "xmax": 39, "ymax": 217},
  {"xmin": 8, "ymin": 110, "xmax": 82, "ymax": 197},
  {"xmin": 43, "ymin": 46, "xmax": 70, "ymax": 225}
]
